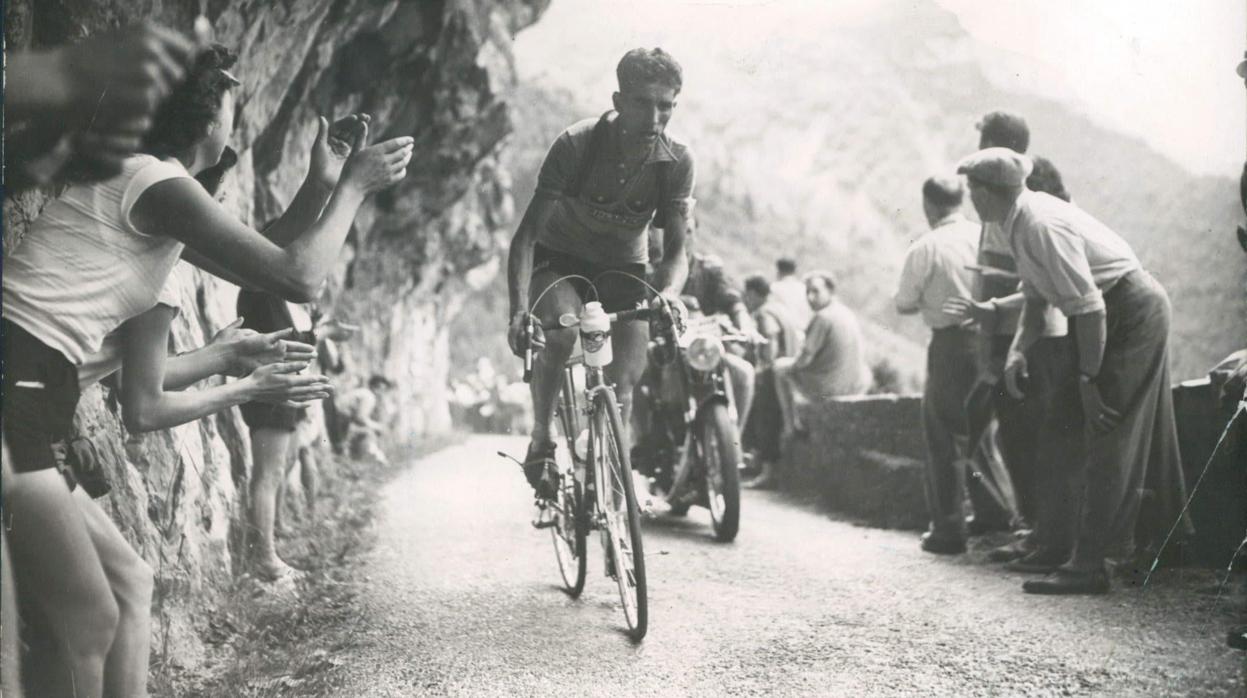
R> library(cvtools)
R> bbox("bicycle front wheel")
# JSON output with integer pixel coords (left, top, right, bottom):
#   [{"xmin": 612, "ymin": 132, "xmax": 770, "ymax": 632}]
[
  {"xmin": 592, "ymin": 389, "xmax": 648, "ymax": 641},
  {"xmin": 556, "ymin": 436, "xmax": 588, "ymax": 593}
]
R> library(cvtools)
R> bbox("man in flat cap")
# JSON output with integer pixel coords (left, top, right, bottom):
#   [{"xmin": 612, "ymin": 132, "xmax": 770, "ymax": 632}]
[
  {"xmin": 959, "ymin": 148, "xmax": 1192, "ymax": 595},
  {"xmin": 947, "ymin": 113, "xmax": 1080, "ymax": 569},
  {"xmin": 507, "ymin": 48, "xmax": 695, "ymax": 499}
]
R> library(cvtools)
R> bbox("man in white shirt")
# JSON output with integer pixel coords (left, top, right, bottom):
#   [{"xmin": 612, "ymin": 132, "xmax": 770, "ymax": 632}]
[
  {"xmin": 895, "ymin": 176, "xmax": 984, "ymax": 554},
  {"xmin": 958, "ymin": 147, "xmax": 1192, "ymax": 595},
  {"xmin": 772, "ymin": 257, "xmax": 812, "ymax": 329}
]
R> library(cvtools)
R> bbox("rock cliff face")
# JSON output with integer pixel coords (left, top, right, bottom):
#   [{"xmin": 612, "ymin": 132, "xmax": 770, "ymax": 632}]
[{"xmin": 4, "ymin": 0, "xmax": 547, "ymax": 667}]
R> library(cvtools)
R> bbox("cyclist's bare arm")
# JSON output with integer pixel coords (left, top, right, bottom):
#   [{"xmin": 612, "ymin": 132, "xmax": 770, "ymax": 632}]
[
  {"xmin": 507, "ymin": 196, "xmax": 558, "ymax": 352},
  {"xmin": 652, "ymin": 213, "xmax": 690, "ymax": 296}
]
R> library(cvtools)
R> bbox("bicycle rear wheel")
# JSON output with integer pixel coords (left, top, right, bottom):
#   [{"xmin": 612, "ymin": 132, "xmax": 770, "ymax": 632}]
[{"xmin": 591, "ymin": 389, "xmax": 648, "ymax": 641}]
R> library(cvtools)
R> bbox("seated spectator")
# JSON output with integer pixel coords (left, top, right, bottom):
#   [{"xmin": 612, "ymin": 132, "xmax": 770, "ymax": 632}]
[
  {"xmin": 337, "ymin": 375, "xmax": 396, "ymax": 465},
  {"xmin": 2, "ymin": 44, "xmax": 410, "ymax": 696},
  {"xmin": 772, "ymin": 256, "xmax": 812, "ymax": 328},
  {"xmin": 773, "ymin": 271, "xmax": 871, "ymax": 439},
  {"xmin": 740, "ymin": 274, "xmax": 802, "ymax": 488}
]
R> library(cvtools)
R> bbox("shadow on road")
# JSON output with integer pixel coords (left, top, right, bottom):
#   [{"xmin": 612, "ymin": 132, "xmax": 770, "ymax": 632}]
[{"xmin": 641, "ymin": 513, "xmax": 727, "ymax": 546}]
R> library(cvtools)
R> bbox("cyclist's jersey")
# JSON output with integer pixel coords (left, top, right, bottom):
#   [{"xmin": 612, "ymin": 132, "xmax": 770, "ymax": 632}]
[{"xmin": 533, "ymin": 113, "xmax": 696, "ymax": 266}]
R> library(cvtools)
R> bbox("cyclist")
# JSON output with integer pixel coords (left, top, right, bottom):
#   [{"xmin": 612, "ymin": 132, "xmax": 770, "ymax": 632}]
[{"xmin": 507, "ymin": 48, "xmax": 696, "ymax": 499}]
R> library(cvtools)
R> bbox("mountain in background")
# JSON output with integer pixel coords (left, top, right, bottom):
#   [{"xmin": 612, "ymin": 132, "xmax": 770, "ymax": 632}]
[{"xmin": 453, "ymin": 0, "xmax": 1245, "ymax": 385}]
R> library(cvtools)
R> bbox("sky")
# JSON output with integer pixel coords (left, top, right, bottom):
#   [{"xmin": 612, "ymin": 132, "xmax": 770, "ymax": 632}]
[
  {"xmin": 934, "ymin": 0, "xmax": 1246, "ymax": 176},
  {"xmin": 516, "ymin": 0, "xmax": 1247, "ymax": 177}
]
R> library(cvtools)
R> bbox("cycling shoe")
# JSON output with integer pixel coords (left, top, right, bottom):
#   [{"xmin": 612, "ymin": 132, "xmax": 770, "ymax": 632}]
[{"xmin": 523, "ymin": 440, "xmax": 558, "ymax": 500}]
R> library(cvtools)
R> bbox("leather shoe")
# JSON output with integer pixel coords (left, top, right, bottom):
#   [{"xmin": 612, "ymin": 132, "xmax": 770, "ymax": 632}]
[
  {"xmin": 986, "ymin": 538, "xmax": 1034, "ymax": 563},
  {"xmin": 1228, "ymin": 625, "xmax": 1247, "ymax": 651},
  {"xmin": 920, "ymin": 532, "xmax": 966, "ymax": 555},
  {"xmin": 1022, "ymin": 568, "xmax": 1110, "ymax": 595},
  {"xmin": 1004, "ymin": 548, "xmax": 1068, "ymax": 574}
]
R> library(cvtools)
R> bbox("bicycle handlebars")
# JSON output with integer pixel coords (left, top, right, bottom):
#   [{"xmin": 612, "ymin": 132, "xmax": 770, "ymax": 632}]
[{"xmin": 521, "ymin": 306, "xmax": 678, "ymax": 384}]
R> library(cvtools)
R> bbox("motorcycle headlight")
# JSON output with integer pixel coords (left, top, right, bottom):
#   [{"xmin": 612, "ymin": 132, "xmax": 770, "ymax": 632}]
[{"xmin": 685, "ymin": 335, "xmax": 725, "ymax": 371}]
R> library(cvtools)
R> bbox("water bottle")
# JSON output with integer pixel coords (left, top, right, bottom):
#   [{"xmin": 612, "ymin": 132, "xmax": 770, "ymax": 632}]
[
  {"xmin": 580, "ymin": 302, "xmax": 612, "ymax": 368},
  {"xmin": 574, "ymin": 429, "xmax": 590, "ymax": 461}
]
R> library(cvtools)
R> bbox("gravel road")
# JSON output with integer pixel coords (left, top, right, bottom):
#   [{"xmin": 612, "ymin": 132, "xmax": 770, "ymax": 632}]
[{"xmin": 334, "ymin": 435, "xmax": 1245, "ymax": 696}]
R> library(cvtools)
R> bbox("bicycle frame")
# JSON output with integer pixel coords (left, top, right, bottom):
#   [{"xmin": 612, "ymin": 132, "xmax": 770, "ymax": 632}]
[{"xmin": 554, "ymin": 347, "xmax": 626, "ymax": 541}]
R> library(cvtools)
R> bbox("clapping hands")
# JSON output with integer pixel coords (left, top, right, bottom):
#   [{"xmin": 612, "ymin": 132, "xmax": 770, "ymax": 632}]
[{"xmin": 209, "ymin": 318, "xmax": 317, "ymax": 377}]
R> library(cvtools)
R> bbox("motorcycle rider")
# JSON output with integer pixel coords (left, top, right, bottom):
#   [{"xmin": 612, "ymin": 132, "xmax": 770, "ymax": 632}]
[
  {"xmin": 679, "ymin": 226, "xmax": 756, "ymax": 424},
  {"xmin": 507, "ymin": 48, "xmax": 695, "ymax": 499}
]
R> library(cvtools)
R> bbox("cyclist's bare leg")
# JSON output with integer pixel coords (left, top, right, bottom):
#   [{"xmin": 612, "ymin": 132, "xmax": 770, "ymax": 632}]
[
  {"xmin": 604, "ymin": 318, "xmax": 650, "ymax": 447},
  {"xmin": 528, "ymin": 268, "xmax": 583, "ymax": 445}
]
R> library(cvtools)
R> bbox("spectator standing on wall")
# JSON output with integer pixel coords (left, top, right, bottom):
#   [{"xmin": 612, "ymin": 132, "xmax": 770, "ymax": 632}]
[
  {"xmin": 772, "ymin": 256, "xmax": 812, "ymax": 329},
  {"xmin": 741, "ymin": 274, "xmax": 802, "ymax": 488},
  {"xmin": 895, "ymin": 176, "xmax": 987, "ymax": 554},
  {"xmin": 773, "ymin": 271, "xmax": 871, "ymax": 440}
]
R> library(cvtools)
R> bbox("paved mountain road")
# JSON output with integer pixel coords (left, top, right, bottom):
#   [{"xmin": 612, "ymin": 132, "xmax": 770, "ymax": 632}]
[{"xmin": 333, "ymin": 435, "xmax": 1244, "ymax": 696}]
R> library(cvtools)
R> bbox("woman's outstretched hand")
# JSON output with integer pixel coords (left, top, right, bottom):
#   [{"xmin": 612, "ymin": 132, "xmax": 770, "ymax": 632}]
[
  {"xmin": 310, "ymin": 113, "xmax": 371, "ymax": 189},
  {"xmin": 244, "ymin": 361, "xmax": 333, "ymax": 406},
  {"xmin": 339, "ymin": 119, "xmax": 415, "ymax": 196},
  {"xmin": 209, "ymin": 319, "xmax": 317, "ymax": 377}
]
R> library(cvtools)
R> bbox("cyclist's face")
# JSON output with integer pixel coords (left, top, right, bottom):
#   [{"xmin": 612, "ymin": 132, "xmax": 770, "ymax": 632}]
[{"xmin": 613, "ymin": 82, "xmax": 677, "ymax": 148}]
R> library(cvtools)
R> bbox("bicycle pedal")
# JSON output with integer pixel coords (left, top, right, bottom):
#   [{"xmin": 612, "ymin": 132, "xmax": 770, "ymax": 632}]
[{"xmin": 531, "ymin": 518, "xmax": 557, "ymax": 529}]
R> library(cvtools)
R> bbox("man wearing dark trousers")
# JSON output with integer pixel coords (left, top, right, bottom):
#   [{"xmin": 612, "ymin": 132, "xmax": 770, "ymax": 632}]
[
  {"xmin": 945, "ymin": 112, "xmax": 1086, "ymax": 570},
  {"xmin": 895, "ymin": 176, "xmax": 982, "ymax": 553},
  {"xmin": 953, "ymin": 112, "xmax": 1069, "ymax": 542}
]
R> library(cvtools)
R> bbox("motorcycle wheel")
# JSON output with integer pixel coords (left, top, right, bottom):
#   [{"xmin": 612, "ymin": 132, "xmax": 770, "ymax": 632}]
[{"xmin": 699, "ymin": 402, "xmax": 741, "ymax": 542}]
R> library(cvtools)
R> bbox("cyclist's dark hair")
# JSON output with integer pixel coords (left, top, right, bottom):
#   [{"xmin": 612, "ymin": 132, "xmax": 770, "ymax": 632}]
[
  {"xmin": 776, "ymin": 257, "xmax": 797, "ymax": 276},
  {"xmin": 142, "ymin": 44, "xmax": 239, "ymax": 158},
  {"xmin": 744, "ymin": 274, "xmax": 772, "ymax": 297},
  {"xmin": 1025, "ymin": 156, "xmax": 1071, "ymax": 202},
  {"xmin": 617, "ymin": 48, "xmax": 683, "ymax": 94}
]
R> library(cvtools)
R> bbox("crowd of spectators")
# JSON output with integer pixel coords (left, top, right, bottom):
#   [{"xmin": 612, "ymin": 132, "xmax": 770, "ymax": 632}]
[
  {"xmin": 2, "ymin": 23, "xmax": 412, "ymax": 696},
  {"xmin": 900, "ymin": 110, "xmax": 1194, "ymax": 596}
]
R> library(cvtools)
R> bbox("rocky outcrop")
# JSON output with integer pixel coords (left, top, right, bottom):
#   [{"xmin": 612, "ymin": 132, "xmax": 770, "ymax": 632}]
[{"xmin": 3, "ymin": 0, "xmax": 547, "ymax": 668}]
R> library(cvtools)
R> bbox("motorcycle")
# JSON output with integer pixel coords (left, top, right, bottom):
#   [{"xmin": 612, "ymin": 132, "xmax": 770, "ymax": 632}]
[{"xmin": 633, "ymin": 310, "xmax": 755, "ymax": 542}]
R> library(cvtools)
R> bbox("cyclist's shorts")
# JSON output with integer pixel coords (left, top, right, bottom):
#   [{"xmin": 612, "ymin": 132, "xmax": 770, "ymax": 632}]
[{"xmin": 532, "ymin": 244, "xmax": 648, "ymax": 313}]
